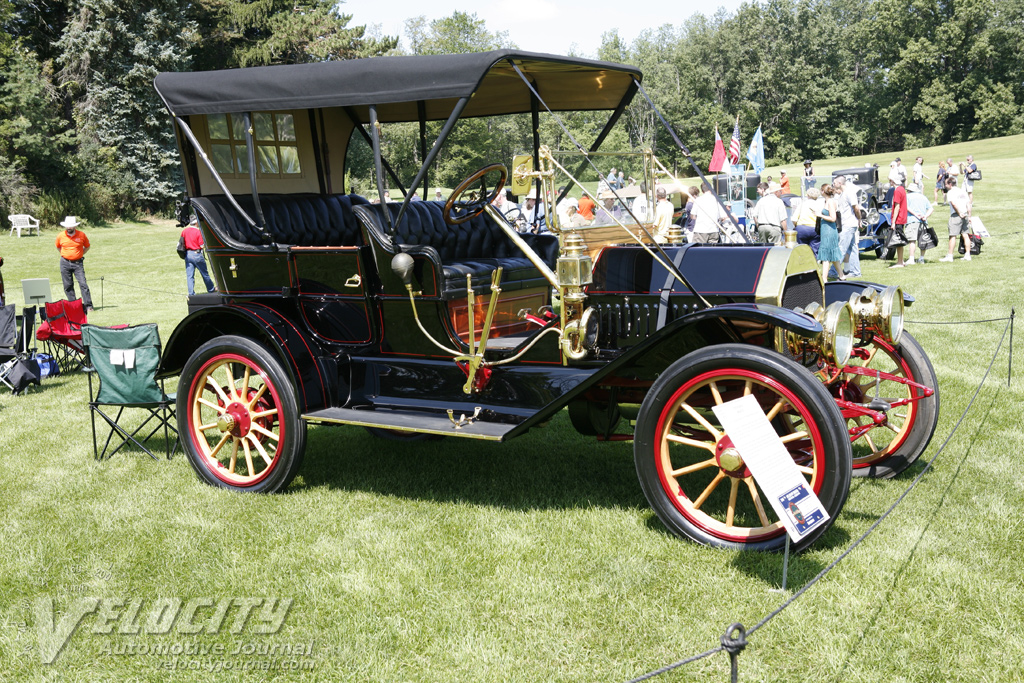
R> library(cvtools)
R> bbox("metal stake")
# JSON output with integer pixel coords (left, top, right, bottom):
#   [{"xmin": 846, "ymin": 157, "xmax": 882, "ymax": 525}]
[
  {"xmin": 769, "ymin": 534, "xmax": 791, "ymax": 593},
  {"xmin": 1009, "ymin": 308, "xmax": 1014, "ymax": 387}
]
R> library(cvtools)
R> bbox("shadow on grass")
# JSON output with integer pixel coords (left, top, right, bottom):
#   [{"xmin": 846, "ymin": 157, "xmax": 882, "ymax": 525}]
[
  {"xmin": 828, "ymin": 385, "xmax": 1001, "ymax": 683},
  {"xmin": 297, "ymin": 413, "xmax": 647, "ymax": 512}
]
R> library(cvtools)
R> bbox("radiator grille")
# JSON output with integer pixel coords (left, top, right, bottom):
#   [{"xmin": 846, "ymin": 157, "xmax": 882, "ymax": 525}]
[
  {"xmin": 781, "ymin": 271, "xmax": 823, "ymax": 311},
  {"xmin": 780, "ymin": 271, "xmax": 824, "ymax": 366}
]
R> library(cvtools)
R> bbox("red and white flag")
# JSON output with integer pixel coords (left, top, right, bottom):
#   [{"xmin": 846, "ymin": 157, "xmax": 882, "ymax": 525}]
[
  {"xmin": 708, "ymin": 126, "xmax": 726, "ymax": 172},
  {"xmin": 728, "ymin": 116, "xmax": 741, "ymax": 166}
]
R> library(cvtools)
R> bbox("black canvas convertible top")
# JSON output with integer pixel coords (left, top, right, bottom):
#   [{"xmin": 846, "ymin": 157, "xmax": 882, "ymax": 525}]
[{"xmin": 154, "ymin": 50, "xmax": 642, "ymax": 121}]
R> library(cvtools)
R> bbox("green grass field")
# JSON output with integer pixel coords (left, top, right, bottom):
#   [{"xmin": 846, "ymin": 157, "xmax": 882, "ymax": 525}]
[{"xmin": 0, "ymin": 135, "xmax": 1022, "ymax": 682}]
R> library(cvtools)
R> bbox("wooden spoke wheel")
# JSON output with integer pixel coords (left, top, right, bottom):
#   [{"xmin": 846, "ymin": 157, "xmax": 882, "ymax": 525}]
[
  {"xmin": 634, "ymin": 345, "xmax": 851, "ymax": 552},
  {"xmin": 831, "ymin": 331, "xmax": 939, "ymax": 478},
  {"xmin": 178, "ymin": 336, "xmax": 305, "ymax": 492}
]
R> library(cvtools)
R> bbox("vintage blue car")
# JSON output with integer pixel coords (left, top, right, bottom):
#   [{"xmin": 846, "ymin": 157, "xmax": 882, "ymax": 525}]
[{"xmin": 153, "ymin": 50, "xmax": 936, "ymax": 552}]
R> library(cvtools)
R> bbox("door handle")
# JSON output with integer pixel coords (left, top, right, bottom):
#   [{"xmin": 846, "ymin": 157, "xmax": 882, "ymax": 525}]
[{"xmin": 344, "ymin": 274, "xmax": 362, "ymax": 288}]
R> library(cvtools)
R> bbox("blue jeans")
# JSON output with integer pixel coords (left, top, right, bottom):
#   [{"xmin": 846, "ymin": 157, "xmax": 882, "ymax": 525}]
[
  {"xmin": 60, "ymin": 257, "xmax": 92, "ymax": 308},
  {"xmin": 185, "ymin": 250, "xmax": 215, "ymax": 296},
  {"xmin": 833, "ymin": 222, "xmax": 861, "ymax": 277},
  {"xmin": 795, "ymin": 226, "xmax": 819, "ymax": 257}
]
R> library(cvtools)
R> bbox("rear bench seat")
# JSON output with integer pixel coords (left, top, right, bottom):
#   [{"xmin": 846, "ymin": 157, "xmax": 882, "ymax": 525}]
[
  {"xmin": 192, "ymin": 193, "xmax": 369, "ymax": 248},
  {"xmin": 192, "ymin": 193, "xmax": 558, "ymax": 298},
  {"xmin": 355, "ymin": 201, "xmax": 559, "ymax": 298}
]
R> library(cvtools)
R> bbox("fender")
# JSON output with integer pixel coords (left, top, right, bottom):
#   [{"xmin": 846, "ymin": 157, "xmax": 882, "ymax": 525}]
[
  {"xmin": 502, "ymin": 302, "xmax": 823, "ymax": 438},
  {"xmin": 158, "ymin": 303, "xmax": 334, "ymax": 412},
  {"xmin": 825, "ymin": 280, "xmax": 915, "ymax": 306}
]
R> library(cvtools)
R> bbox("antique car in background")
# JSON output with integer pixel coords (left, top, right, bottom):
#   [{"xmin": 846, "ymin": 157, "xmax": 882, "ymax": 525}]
[
  {"xmin": 830, "ymin": 165, "xmax": 897, "ymax": 256},
  {"xmin": 154, "ymin": 50, "xmax": 937, "ymax": 552}
]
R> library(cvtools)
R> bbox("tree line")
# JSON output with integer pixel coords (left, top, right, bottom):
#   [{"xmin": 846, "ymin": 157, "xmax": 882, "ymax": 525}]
[{"xmin": 1, "ymin": 0, "xmax": 1021, "ymax": 225}]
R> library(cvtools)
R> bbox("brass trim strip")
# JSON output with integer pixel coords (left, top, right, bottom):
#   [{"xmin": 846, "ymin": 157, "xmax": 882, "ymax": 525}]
[{"xmin": 300, "ymin": 414, "xmax": 505, "ymax": 441}]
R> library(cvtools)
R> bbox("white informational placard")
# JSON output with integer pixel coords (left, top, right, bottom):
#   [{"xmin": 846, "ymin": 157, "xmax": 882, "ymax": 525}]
[
  {"xmin": 711, "ymin": 394, "xmax": 829, "ymax": 541},
  {"xmin": 969, "ymin": 216, "xmax": 990, "ymax": 237}
]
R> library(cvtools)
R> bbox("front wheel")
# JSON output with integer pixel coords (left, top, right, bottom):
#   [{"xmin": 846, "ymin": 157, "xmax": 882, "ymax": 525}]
[
  {"xmin": 634, "ymin": 345, "xmax": 852, "ymax": 552},
  {"xmin": 831, "ymin": 332, "xmax": 939, "ymax": 478},
  {"xmin": 177, "ymin": 335, "xmax": 306, "ymax": 493}
]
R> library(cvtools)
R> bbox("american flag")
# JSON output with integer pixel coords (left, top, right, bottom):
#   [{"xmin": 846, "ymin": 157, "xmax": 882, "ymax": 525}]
[{"xmin": 728, "ymin": 117, "xmax": 741, "ymax": 165}]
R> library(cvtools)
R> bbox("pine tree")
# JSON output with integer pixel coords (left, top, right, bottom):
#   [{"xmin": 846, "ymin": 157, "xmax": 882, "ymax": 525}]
[
  {"xmin": 57, "ymin": 0, "xmax": 195, "ymax": 210},
  {"xmin": 189, "ymin": 0, "xmax": 397, "ymax": 70}
]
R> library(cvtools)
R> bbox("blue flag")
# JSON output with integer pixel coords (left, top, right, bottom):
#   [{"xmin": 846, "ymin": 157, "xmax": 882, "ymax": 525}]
[{"xmin": 747, "ymin": 125, "xmax": 765, "ymax": 175}]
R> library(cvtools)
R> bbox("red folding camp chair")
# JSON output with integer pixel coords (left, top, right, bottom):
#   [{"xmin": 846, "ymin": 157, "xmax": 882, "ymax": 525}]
[{"xmin": 36, "ymin": 299, "xmax": 88, "ymax": 373}]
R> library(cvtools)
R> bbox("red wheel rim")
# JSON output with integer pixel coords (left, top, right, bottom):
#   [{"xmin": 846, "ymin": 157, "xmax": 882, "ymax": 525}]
[
  {"xmin": 187, "ymin": 353, "xmax": 286, "ymax": 487},
  {"xmin": 653, "ymin": 368, "xmax": 826, "ymax": 543},
  {"xmin": 840, "ymin": 338, "xmax": 918, "ymax": 469}
]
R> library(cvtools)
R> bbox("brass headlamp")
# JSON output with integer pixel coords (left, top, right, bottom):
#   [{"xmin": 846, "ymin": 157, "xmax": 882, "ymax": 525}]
[
  {"xmin": 848, "ymin": 285, "xmax": 904, "ymax": 345},
  {"xmin": 779, "ymin": 300, "xmax": 855, "ymax": 367}
]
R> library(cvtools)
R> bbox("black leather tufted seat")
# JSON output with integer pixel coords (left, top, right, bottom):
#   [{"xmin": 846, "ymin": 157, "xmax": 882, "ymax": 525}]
[
  {"xmin": 192, "ymin": 193, "xmax": 369, "ymax": 248},
  {"xmin": 361, "ymin": 201, "xmax": 559, "ymax": 297}
]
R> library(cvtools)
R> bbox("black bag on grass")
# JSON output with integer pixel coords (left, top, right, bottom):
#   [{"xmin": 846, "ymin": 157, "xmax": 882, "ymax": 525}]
[
  {"xmin": 917, "ymin": 222, "xmax": 939, "ymax": 251},
  {"xmin": 958, "ymin": 234, "xmax": 983, "ymax": 255},
  {"xmin": 7, "ymin": 358, "xmax": 40, "ymax": 394},
  {"xmin": 884, "ymin": 224, "xmax": 909, "ymax": 249}
]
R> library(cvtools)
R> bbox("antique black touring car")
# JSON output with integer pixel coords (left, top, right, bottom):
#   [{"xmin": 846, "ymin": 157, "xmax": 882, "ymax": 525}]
[{"xmin": 154, "ymin": 51, "xmax": 937, "ymax": 552}]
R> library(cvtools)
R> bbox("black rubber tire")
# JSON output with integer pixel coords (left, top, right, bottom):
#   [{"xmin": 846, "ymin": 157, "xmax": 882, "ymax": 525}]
[
  {"xmin": 846, "ymin": 332, "xmax": 939, "ymax": 479},
  {"xmin": 177, "ymin": 335, "xmax": 306, "ymax": 493},
  {"xmin": 634, "ymin": 344, "xmax": 852, "ymax": 552}
]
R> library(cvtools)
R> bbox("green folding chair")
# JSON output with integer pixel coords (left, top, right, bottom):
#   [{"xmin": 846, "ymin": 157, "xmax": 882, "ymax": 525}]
[{"xmin": 83, "ymin": 324, "xmax": 177, "ymax": 460}]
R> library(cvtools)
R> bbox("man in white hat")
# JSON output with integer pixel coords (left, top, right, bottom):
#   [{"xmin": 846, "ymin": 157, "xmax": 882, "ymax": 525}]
[
  {"xmin": 753, "ymin": 181, "xmax": 789, "ymax": 245},
  {"xmin": 55, "ymin": 216, "xmax": 93, "ymax": 311},
  {"xmin": 521, "ymin": 187, "xmax": 545, "ymax": 233}
]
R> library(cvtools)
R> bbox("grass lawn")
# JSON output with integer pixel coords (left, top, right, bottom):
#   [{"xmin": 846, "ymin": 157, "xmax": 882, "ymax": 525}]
[{"xmin": 0, "ymin": 135, "xmax": 1022, "ymax": 682}]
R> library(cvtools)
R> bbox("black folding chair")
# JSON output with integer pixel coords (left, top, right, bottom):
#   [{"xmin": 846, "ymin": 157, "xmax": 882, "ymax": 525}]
[
  {"xmin": 83, "ymin": 324, "xmax": 178, "ymax": 460},
  {"xmin": 0, "ymin": 304, "xmax": 17, "ymax": 391}
]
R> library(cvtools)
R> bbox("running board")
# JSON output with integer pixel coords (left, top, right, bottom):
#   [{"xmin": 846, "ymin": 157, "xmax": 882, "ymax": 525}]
[{"xmin": 302, "ymin": 407, "xmax": 520, "ymax": 441}]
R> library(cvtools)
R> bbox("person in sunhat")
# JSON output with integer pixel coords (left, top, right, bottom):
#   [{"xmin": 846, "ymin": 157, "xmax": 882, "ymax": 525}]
[
  {"xmin": 521, "ymin": 187, "xmax": 546, "ymax": 233},
  {"xmin": 55, "ymin": 216, "xmax": 93, "ymax": 312}
]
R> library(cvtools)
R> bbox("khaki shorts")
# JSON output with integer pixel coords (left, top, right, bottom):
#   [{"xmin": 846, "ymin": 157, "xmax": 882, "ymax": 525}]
[
  {"xmin": 903, "ymin": 222, "xmax": 919, "ymax": 241},
  {"xmin": 692, "ymin": 232, "xmax": 720, "ymax": 244},
  {"xmin": 948, "ymin": 215, "xmax": 969, "ymax": 236}
]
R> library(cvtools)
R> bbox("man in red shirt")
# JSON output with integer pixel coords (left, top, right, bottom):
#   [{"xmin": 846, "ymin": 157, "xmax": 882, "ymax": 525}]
[
  {"xmin": 182, "ymin": 216, "xmax": 215, "ymax": 296},
  {"xmin": 55, "ymin": 216, "xmax": 93, "ymax": 311},
  {"xmin": 889, "ymin": 178, "xmax": 910, "ymax": 268}
]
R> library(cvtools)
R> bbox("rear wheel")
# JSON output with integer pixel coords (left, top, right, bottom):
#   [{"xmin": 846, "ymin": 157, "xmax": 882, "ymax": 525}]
[
  {"xmin": 831, "ymin": 332, "xmax": 938, "ymax": 478},
  {"xmin": 178, "ymin": 335, "xmax": 306, "ymax": 493},
  {"xmin": 634, "ymin": 345, "xmax": 851, "ymax": 552}
]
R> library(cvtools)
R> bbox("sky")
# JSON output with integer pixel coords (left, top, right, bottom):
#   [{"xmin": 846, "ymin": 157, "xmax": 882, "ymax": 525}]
[{"xmin": 349, "ymin": 0, "xmax": 748, "ymax": 60}]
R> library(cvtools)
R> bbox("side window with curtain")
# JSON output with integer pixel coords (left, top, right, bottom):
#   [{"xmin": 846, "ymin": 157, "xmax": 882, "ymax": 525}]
[{"xmin": 207, "ymin": 112, "xmax": 302, "ymax": 178}]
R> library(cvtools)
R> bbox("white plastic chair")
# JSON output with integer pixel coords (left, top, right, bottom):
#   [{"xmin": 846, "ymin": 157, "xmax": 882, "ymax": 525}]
[{"xmin": 8, "ymin": 214, "xmax": 40, "ymax": 237}]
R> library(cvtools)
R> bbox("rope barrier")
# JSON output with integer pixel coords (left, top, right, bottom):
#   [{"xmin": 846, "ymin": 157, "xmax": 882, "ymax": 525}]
[
  {"xmin": 621, "ymin": 313, "xmax": 1013, "ymax": 683},
  {"xmin": 101, "ymin": 278, "xmax": 187, "ymax": 299},
  {"xmin": 907, "ymin": 316, "xmax": 1011, "ymax": 325}
]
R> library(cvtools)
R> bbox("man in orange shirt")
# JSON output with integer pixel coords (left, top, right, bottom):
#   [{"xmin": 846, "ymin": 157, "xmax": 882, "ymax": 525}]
[
  {"xmin": 55, "ymin": 216, "xmax": 93, "ymax": 311},
  {"xmin": 577, "ymin": 193, "xmax": 596, "ymax": 221}
]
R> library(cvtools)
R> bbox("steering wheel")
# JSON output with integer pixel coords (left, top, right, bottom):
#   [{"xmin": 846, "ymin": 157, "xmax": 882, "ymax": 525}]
[{"xmin": 444, "ymin": 164, "xmax": 507, "ymax": 225}]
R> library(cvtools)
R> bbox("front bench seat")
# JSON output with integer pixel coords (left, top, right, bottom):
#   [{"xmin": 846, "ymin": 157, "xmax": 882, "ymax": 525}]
[{"xmin": 354, "ymin": 201, "xmax": 558, "ymax": 298}]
